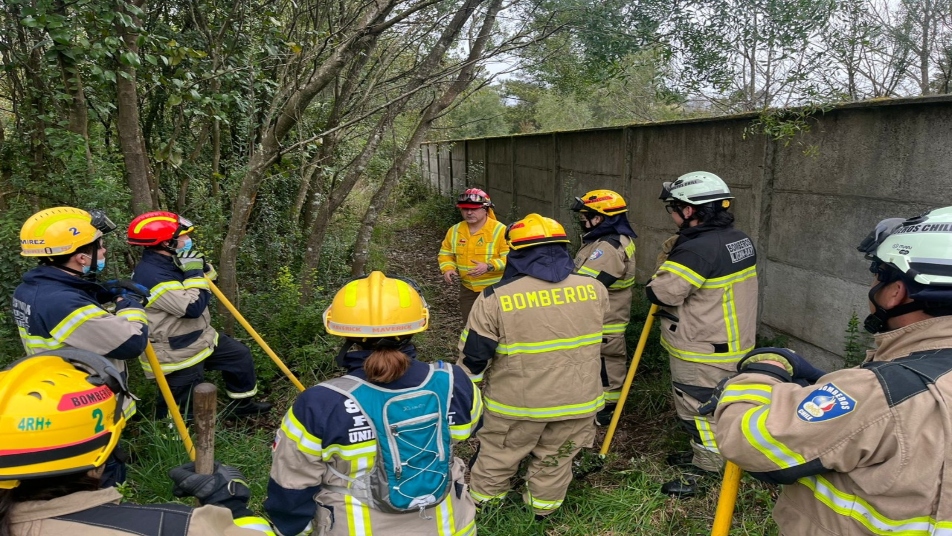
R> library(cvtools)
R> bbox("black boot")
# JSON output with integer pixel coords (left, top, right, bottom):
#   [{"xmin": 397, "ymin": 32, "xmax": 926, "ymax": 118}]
[
  {"xmin": 224, "ymin": 398, "xmax": 273, "ymax": 417},
  {"xmin": 665, "ymin": 451, "xmax": 694, "ymax": 467},
  {"xmin": 594, "ymin": 403, "xmax": 617, "ymax": 426},
  {"xmin": 660, "ymin": 470, "xmax": 714, "ymax": 498}
]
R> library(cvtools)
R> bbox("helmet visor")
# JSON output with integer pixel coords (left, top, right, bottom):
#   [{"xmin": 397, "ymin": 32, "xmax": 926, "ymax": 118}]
[
  {"xmin": 857, "ymin": 217, "xmax": 906, "ymax": 258},
  {"xmin": 88, "ymin": 209, "xmax": 117, "ymax": 234},
  {"xmin": 659, "ymin": 181, "xmax": 674, "ymax": 201},
  {"xmin": 175, "ymin": 216, "xmax": 195, "ymax": 238},
  {"xmin": 570, "ymin": 197, "xmax": 587, "ymax": 212}
]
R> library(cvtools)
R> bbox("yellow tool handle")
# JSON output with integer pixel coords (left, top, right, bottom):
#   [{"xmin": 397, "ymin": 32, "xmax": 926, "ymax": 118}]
[
  {"xmin": 711, "ymin": 461, "xmax": 744, "ymax": 536},
  {"xmin": 144, "ymin": 343, "xmax": 195, "ymax": 461},
  {"xmin": 600, "ymin": 303, "xmax": 659, "ymax": 455},
  {"xmin": 206, "ymin": 278, "xmax": 306, "ymax": 392}
]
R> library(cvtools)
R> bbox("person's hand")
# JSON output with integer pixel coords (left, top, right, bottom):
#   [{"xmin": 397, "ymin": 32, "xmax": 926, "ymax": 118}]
[
  {"xmin": 738, "ymin": 347, "xmax": 827, "ymax": 385},
  {"xmin": 468, "ymin": 261, "xmax": 489, "ymax": 277},
  {"xmin": 443, "ymin": 269, "xmax": 459, "ymax": 284},
  {"xmin": 103, "ymin": 279, "xmax": 151, "ymax": 305},
  {"xmin": 655, "ymin": 235, "xmax": 679, "ymax": 270},
  {"xmin": 203, "ymin": 261, "xmax": 218, "ymax": 281},
  {"xmin": 173, "ymin": 250, "xmax": 205, "ymax": 273},
  {"xmin": 168, "ymin": 462, "xmax": 250, "ymax": 516}
]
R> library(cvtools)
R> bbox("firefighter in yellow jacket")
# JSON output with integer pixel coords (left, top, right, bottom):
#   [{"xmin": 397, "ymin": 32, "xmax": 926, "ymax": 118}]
[
  {"xmin": 571, "ymin": 189, "xmax": 637, "ymax": 425},
  {"xmin": 458, "ymin": 214, "xmax": 609, "ymax": 519},
  {"xmin": 712, "ymin": 206, "xmax": 952, "ymax": 535},
  {"xmin": 0, "ymin": 349, "xmax": 273, "ymax": 536},
  {"xmin": 646, "ymin": 171, "xmax": 758, "ymax": 496},
  {"xmin": 439, "ymin": 188, "xmax": 509, "ymax": 321}
]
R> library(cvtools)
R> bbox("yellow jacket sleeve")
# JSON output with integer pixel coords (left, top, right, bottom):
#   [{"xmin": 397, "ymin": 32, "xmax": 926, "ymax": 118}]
[{"xmin": 438, "ymin": 225, "xmax": 459, "ymax": 274}]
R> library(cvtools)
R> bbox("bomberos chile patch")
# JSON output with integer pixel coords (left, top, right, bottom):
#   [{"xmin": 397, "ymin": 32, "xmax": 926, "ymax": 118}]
[{"xmin": 796, "ymin": 383, "xmax": 856, "ymax": 423}]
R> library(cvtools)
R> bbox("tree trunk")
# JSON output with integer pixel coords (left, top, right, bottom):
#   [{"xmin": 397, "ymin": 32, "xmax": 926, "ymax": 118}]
[
  {"xmin": 351, "ymin": 0, "xmax": 503, "ymax": 275},
  {"xmin": 114, "ymin": 0, "xmax": 155, "ymax": 214}
]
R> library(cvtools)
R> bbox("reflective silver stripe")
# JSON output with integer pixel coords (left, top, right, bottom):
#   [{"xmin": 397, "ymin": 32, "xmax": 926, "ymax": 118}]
[
  {"xmin": 802, "ymin": 475, "xmax": 952, "ymax": 534},
  {"xmin": 741, "ymin": 405, "xmax": 805, "ymax": 468}
]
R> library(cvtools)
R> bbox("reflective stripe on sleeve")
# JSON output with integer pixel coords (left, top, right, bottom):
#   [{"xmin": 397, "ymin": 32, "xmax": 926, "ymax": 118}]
[
  {"xmin": 233, "ymin": 516, "xmax": 276, "ymax": 535},
  {"xmin": 720, "ymin": 384, "xmax": 773, "ymax": 406},
  {"xmin": 51, "ymin": 305, "xmax": 108, "ymax": 341},
  {"xmin": 279, "ymin": 409, "xmax": 323, "ymax": 456},
  {"xmin": 577, "ymin": 266, "xmax": 600, "ymax": 278},
  {"xmin": 741, "ymin": 405, "xmax": 805, "ymax": 469},
  {"xmin": 695, "ymin": 416, "xmax": 719, "ymax": 452},
  {"xmin": 658, "ymin": 261, "xmax": 704, "ymax": 288},
  {"xmin": 182, "ymin": 277, "xmax": 209, "ymax": 290},
  {"xmin": 138, "ymin": 344, "xmax": 213, "ymax": 374},
  {"xmin": 609, "ymin": 276, "xmax": 635, "ymax": 289},
  {"xmin": 115, "ymin": 307, "xmax": 148, "ymax": 324},
  {"xmin": 801, "ymin": 475, "xmax": 952, "ymax": 535}
]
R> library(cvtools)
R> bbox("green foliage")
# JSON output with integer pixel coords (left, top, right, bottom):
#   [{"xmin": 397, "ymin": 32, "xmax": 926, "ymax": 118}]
[
  {"xmin": 843, "ymin": 311, "xmax": 870, "ymax": 368},
  {"xmin": 433, "ymin": 84, "xmax": 511, "ymax": 140},
  {"xmin": 744, "ymin": 103, "xmax": 834, "ymax": 156}
]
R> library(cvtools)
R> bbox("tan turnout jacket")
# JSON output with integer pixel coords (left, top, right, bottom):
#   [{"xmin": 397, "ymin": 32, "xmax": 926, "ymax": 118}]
[
  {"xmin": 574, "ymin": 235, "xmax": 637, "ymax": 337},
  {"xmin": 8, "ymin": 488, "xmax": 269, "ymax": 535},
  {"xmin": 458, "ymin": 273, "xmax": 610, "ymax": 421},
  {"xmin": 715, "ymin": 316, "xmax": 952, "ymax": 535}
]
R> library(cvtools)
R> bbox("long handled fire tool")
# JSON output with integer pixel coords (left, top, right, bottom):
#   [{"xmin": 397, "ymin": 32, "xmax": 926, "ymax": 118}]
[
  {"xmin": 599, "ymin": 303, "xmax": 659, "ymax": 456},
  {"xmin": 711, "ymin": 461, "xmax": 743, "ymax": 536},
  {"xmin": 144, "ymin": 343, "xmax": 195, "ymax": 461},
  {"xmin": 206, "ymin": 277, "xmax": 306, "ymax": 392}
]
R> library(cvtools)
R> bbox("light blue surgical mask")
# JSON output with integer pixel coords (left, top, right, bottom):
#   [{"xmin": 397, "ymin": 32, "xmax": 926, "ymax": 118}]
[
  {"xmin": 82, "ymin": 257, "xmax": 106, "ymax": 274},
  {"xmin": 176, "ymin": 237, "xmax": 193, "ymax": 255}
]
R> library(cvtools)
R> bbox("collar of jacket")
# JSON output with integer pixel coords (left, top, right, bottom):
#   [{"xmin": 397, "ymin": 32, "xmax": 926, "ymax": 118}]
[
  {"xmin": 501, "ymin": 243, "xmax": 575, "ymax": 283},
  {"xmin": 342, "ymin": 343, "xmax": 419, "ymax": 371},
  {"xmin": 677, "ymin": 221, "xmax": 733, "ymax": 240},
  {"xmin": 23, "ymin": 265, "xmax": 111, "ymax": 302},
  {"xmin": 869, "ymin": 315, "xmax": 952, "ymax": 362},
  {"xmin": 10, "ymin": 488, "xmax": 122, "ymax": 524},
  {"xmin": 582, "ymin": 214, "xmax": 637, "ymax": 244}
]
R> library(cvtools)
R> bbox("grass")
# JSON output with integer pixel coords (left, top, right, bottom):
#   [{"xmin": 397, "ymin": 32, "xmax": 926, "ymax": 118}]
[{"xmin": 113, "ymin": 177, "xmax": 780, "ymax": 535}]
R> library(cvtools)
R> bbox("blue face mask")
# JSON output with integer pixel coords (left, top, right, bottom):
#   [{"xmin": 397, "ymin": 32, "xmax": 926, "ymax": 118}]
[
  {"xmin": 82, "ymin": 257, "xmax": 106, "ymax": 274},
  {"xmin": 176, "ymin": 237, "xmax": 193, "ymax": 255}
]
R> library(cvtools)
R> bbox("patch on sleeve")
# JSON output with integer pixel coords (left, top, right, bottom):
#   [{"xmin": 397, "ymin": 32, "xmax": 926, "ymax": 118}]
[
  {"xmin": 796, "ymin": 383, "xmax": 856, "ymax": 423},
  {"xmin": 589, "ymin": 249, "xmax": 604, "ymax": 260}
]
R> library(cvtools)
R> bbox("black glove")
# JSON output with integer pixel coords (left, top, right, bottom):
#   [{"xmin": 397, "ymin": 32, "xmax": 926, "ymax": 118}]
[
  {"xmin": 697, "ymin": 376, "xmax": 730, "ymax": 416},
  {"xmin": 173, "ymin": 250, "xmax": 206, "ymax": 273},
  {"xmin": 103, "ymin": 279, "xmax": 151, "ymax": 305},
  {"xmin": 738, "ymin": 347, "xmax": 826, "ymax": 385},
  {"xmin": 168, "ymin": 462, "xmax": 251, "ymax": 517}
]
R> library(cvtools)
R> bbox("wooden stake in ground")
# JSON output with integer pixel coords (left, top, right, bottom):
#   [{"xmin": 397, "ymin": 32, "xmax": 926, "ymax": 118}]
[{"xmin": 193, "ymin": 383, "xmax": 218, "ymax": 475}]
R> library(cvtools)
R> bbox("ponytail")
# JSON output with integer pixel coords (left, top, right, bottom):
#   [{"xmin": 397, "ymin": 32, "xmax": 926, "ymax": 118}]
[{"xmin": 363, "ymin": 347, "xmax": 411, "ymax": 384}]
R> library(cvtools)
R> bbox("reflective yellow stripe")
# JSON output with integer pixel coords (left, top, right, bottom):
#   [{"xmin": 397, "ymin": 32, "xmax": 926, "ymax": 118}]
[
  {"xmin": 658, "ymin": 261, "xmax": 704, "ymax": 288},
  {"xmin": 51, "ymin": 305, "xmax": 108, "ymax": 341},
  {"xmin": 700, "ymin": 266, "xmax": 757, "ymax": 289},
  {"xmin": 147, "ymin": 280, "xmax": 187, "ymax": 305},
  {"xmin": 455, "ymin": 517, "xmax": 476, "ymax": 535},
  {"xmin": 233, "ymin": 516, "xmax": 276, "ymax": 535},
  {"xmin": 720, "ymin": 383, "xmax": 773, "ymax": 406},
  {"xmin": 609, "ymin": 276, "xmax": 635, "ymax": 289},
  {"xmin": 624, "ymin": 241, "xmax": 635, "ymax": 258},
  {"xmin": 722, "ymin": 285, "xmax": 740, "ymax": 353},
  {"xmin": 741, "ymin": 405, "xmax": 805, "ymax": 468},
  {"xmin": 603, "ymin": 390, "xmax": 622, "ymax": 402},
  {"xmin": 602, "ymin": 322, "xmax": 627, "ymax": 334},
  {"xmin": 439, "ymin": 261, "xmax": 456, "ymax": 271},
  {"xmin": 451, "ymin": 388, "xmax": 483, "ymax": 440},
  {"xmin": 800, "ymin": 475, "xmax": 952, "ymax": 535},
  {"xmin": 435, "ymin": 490, "xmax": 456, "ymax": 535},
  {"xmin": 526, "ymin": 489, "xmax": 563, "ymax": 511},
  {"xmin": 322, "ymin": 440, "xmax": 377, "ymax": 461},
  {"xmin": 577, "ymin": 266, "xmax": 600, "ymax": 278},
  {"xmin": 226, "ymin": 385, "xmax": 259, "ymax": 399},
  {"xmin": 115, "ymin": 308, "xmax": 148, "ymax": 324},
  {"xmin": 19, "ymin": 327, "xmax": 65, "ymax": 353},
  {"xmin": 279, "ymin": 409, "xmax": 324, "ymax": 456},
  {"xmin": 485, "ymin": 393, "xmax": 604, "ymax": 419},
  {"xmin": 139, "ymin": 345, "xmax": 213, "ymax": 374},
  {"xmin": 695, "ymin": 416, "xmax": 719, "ymax": 452},
  {"xmin": 345, "ymin": 456, "xmax": 372, "ymax": 536},
  {"xmin": 497, "ymin": 332, "xmax": 602, "ymax": 355},
  {"xmin": 470, "ymin": 489, "xmax": 507, "ymax": 503},
  {"xmin": 182, "ymin": 277, "xmax": 209, "ymax": 290},
  {"xmin": 662, "ymin": 338, "xmax": 751, "ymax": 364}
]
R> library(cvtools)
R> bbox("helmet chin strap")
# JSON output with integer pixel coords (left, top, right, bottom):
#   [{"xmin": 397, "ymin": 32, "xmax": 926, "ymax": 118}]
[
  {"xmin": 863, "ymin": 281, "xmax": 925, "ymax": 333},
  {"xmin": 676, "ymin": 206, "xmax": 693, "ymax": 230}
]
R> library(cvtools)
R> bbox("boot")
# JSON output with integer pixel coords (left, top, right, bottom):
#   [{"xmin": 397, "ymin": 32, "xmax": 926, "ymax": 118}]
[
  {"xmin": 224, "ymin": 398, "xmax": 273, "ymax": 417},
  {"xmin": 660, "ymin": 469, "xmax": 714, "ymax": 498},
  {"xmin": 665, "ymin": 450, "xmax": 694, "ymax": 467},
  {"xmin": 594, "ymin": 403, "xmax": 617, "ymax": 426}
]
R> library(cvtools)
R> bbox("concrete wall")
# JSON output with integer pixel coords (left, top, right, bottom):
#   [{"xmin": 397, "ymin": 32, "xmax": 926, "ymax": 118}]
[{"xmin": 421, "ymin": 96, "xmax": 952, "ymax": 369}]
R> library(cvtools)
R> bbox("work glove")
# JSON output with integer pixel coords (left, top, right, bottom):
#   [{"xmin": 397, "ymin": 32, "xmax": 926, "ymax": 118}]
[
  {"xmin": 174, "ymin": 250, "xmax": 206, "ymax": 273},
  {"xmin": 168, "ymin": 462, "xmax": 251, "ymax": 517},
  {"xmin": 737, "ymin": 347, "xmax": 826, "ymax": 385},
  {"xmin": 203, "ymin": 261, "xmax": 218, "ymax": 281},
  {"xmin": 655, "ymin": 234, "xmax": 679, "ymax": 271},
  {"xmin": 102, "ymin": 279, "xmax": 151, "ymax": 306}
]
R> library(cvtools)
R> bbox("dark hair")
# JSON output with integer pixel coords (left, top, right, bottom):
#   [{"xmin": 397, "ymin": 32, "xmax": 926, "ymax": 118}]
[
  {"xmin": 694, "ymin": 205, "xmax": 734, "ymax": 227},
  {"xmin": 0, "ymin": 472, "xmax": 100, "ymax": 536}
]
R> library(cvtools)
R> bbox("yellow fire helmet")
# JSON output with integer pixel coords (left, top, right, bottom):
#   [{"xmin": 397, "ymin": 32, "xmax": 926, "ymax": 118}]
[
  {"xmin": 0, "ymin": 349, "xmax": 130, "ymax": 488},
  {"xmin": 323, "ymin": 271, "xmax": 430, "ymax": 339},
  {"xmin": 505, "ymin": 213, "xmax": 570, "ymax": 250},
  {"xmin": 571, "ymin": 189, "xmax": 628, "ymax": 216},
  {"xmin": 20, "ymin": 207, "xmax": 102, "ymax": 257}
]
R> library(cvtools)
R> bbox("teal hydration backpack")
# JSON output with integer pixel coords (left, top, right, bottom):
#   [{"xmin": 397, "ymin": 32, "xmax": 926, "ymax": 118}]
[{"xmin": 322, "ymin": 362, "xmax": 454, "ymax": 514}]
